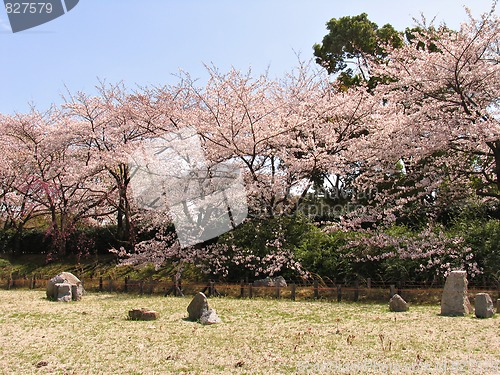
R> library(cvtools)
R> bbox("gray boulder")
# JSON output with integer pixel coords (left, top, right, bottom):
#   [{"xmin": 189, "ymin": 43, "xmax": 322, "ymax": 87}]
[
  {"xmin": 440, "ymin": 270, "xmax": 471, "ymax": 316},
  {"xmin": 46, "ymin": 272, "xmax": 84, "ymax": 302},
  {"xmin": 389, "ymin": 294, "xmax": 409, "ymax": 312},
  {"xmin": 475, "ymin": 293, "xmax": 495, "ymax": 319},
  {"xmin": 253, "ymin": 276, "xmax": 287, "ymax": 287}
]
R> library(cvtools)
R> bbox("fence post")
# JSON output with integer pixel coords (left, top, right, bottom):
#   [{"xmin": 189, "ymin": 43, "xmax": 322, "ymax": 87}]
[
  {"xmin": 124, "ymin": 276, "xmax": 129, "ymax": 293},
  {"xmin": 397, "ymin": 281, "xmax": 402, "ymax": 297},
  {"xmin": 291, "ymin": 283, "xmax": 296, "ymax": 301},
  {"xmin": 140, "ymin": 281, "xmax": 144, "ymax": 295},
  {"xmin": 390, "ymin": 284, "xmax": 396, "ymax": 297},
  {"xmin": 240, "ymin": 280, "xmax": 245, "ymax": 298},
  {"xmin": 354, "ymin": 281, "xmax": 359, "ymax": 302},
  {"xmin": 249, "ymin": 283, "xmax": 253, "ymax": 299},
  {"xmin": 99, "ymin": 277, "xmax": 103, "ymax": 292},
  {"xmin": 337, "ymin": 285, "xmax": 342, "ymax": 302},
  {"xmin": 148, "ymin": 278, "xmax": 154, "ymax": 295},
  {"xmin": 30, "ymin": 275, "xmax": 36, "ymax": 289},
  {"xmin": 275, "ymin": 284, "xmax": 281, "ymax": 299},
  {"xmin": 313, "ymin": 280, "xmax": 319, "ymax": 299}
]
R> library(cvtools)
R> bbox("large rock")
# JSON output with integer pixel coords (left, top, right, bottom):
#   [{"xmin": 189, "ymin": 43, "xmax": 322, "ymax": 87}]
[
  {"xmin": 187, "ymin": 292, "xmax": 221, "ymax": 325},
  {"xmin": 253, "ymin": 276, "xmax": 287, "ymax": 287},
  {"xmin": 46, "ymin": 272, "xmax": 84, "ymax": 302},
  {"xmin": 475, "ymin": 293, "xmax": 495, "ymax": 319},
  {"xmin": 440, "ymin": 270, "xmax": 471, "ymax": 316},
  {"xmin": 389, "ymin": 294, "xmax": 409, "ymax": 312}
]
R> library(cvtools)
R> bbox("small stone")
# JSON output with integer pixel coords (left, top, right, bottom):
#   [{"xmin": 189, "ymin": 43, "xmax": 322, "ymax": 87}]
[
  {"xmin": 475, "ymin": 293, "xmax": 495, "ymax": 319},
  {"xmin": 440, "ymin": 270, "xmax": 471, "ymax": 316},
  {"xmin": 128, "ymin": 308, "xmax": 159, "ymax": 321},
  {"xmin": 389, "ymin": 294, "xmax": 409, "ymax": 312},
  {"xmin": 200, "ymin": 308, "xmax": 222, "ymax": 325},
  {"xmin": 35, "ymin": 361, "xmax": 48, "ymax": 368}
]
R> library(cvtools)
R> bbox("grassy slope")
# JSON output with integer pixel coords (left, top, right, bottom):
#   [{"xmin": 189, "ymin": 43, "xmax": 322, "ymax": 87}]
[
  {"xmin": 0, "ymin": 290, "xmax": 498, "ymax": 374},
  {"xmin": 0, "ymin": 254, "xmax": 184, "ymax": 281}
]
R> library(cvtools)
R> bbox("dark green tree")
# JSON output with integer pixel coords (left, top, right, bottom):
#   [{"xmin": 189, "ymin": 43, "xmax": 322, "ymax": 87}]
[{"xmin": 313, "ymin": 13, "xmax": 402, "ymax": 89}]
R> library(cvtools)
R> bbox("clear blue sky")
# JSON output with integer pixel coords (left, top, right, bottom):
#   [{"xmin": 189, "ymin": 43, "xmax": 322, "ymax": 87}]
[{"xmin": 0, "ymin": 0, "xmax": 497, "ymax": 114}]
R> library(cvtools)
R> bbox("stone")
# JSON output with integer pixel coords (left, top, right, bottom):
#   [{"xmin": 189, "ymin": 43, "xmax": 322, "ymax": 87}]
[
  {"xmin": 389, "ymin": 294, "xmax": 409, "ymax": 312},
  {"xmin": 475, "ymin": 293, "xmax": 495, "ymax": 319},
  {"xmin": 440, "ymin": 270, "xmax": 472, "ymax": 316},
  {"xmin": 71, "ymin": 285, "xmax": 81, "ymax": 301},
  {"xmin": 187, "ymin": 292, "xmax": 209, "ymax": 321},
  {"xmin": 274, "ymin": 276, "xmax": 287, "ymax": 288},
  {"xmin": 55, "ymin": 283, "xmax": 72, "ymax": 302},
  {"xmin": 46, "ymin": 272, "xmax": 84, "ymax": 302},
  {"xmin": 187, "ymin": 292, "xmax": 221, "ymax": 324},
  {"xmin": 128, "ymin": 308, "xmax": 159, "ymax": 321},
  {"xmin": 253, "ymin": 276, "xmax": 287, "ymax": 287},
  {"xmin": 200, "ymin": 308, "xmax": 222, "ymax": 325}
]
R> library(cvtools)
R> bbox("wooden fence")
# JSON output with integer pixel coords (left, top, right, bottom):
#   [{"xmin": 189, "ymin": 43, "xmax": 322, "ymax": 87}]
[{"xmin": 2, "ymin": 275, "xmax": 499, "ymax": 304}]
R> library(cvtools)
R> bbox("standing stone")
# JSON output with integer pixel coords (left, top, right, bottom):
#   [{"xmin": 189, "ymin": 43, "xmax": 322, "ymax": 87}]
[
  {"xmin": 187, "ymin": 292, "xmax": 209, "ymax": 320},
  {"xmin": 441, "ymin": 270, "xmax": 472, "ymax": 316},
  {"xmin": 389, "ymin": 294, "xmax": 409, "ymax": 312},
  {"xmin": 475, "ymin": 293, "xmax": 495, "ymax": 319},
  {"xmin": 187, "ymin": 292, "xmax": 221, "ymax": 325}
]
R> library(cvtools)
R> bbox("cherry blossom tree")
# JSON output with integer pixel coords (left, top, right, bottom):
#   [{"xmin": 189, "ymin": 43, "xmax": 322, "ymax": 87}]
[
  {"xmin": 341, "ymin": 6, "xmax": 500, "ymax": 228},
  {"xmin": 0, "ymin": 108, "xmax": 113, "ymax": 255},
  {"xmin": 174, "ymin": 63, "xmax": 379, "ymax": 219},
  {"xmin": 63, "ymin": 82, "xmax": 180, "ymax": 249}
]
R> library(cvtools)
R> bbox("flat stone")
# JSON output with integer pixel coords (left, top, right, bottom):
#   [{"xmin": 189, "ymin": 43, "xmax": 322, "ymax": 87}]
[
  {"xmin": 475, "ymin": 293, "xmax": 495, "ymax": 319},
  {"xmin": 389, "ymin": 294, "xmax": 409, "ymax": 312},
  {"xmin": 440, "ymin": 270, "xmax": 471, "ymax": 316},
  {"xmin": 128, "ymin": 308, "xmax": 159, "ymax": 321}
]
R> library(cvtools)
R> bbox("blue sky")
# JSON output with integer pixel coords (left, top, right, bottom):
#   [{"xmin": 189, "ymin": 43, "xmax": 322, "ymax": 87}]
[{"xmin": 0, "ymin": 0, "xmax": 497, "ymax": 114}]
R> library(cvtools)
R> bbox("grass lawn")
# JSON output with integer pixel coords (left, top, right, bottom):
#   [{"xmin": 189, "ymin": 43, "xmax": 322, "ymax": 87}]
[{"xmin": 0, "ymin": 290, "xmax": 498, "ymax": 374}]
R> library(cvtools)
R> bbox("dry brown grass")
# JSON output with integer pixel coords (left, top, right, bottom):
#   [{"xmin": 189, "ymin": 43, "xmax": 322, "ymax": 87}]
[{"xmin": 0, "ymin": 290, "xmax": 498, "ymax": 374}]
